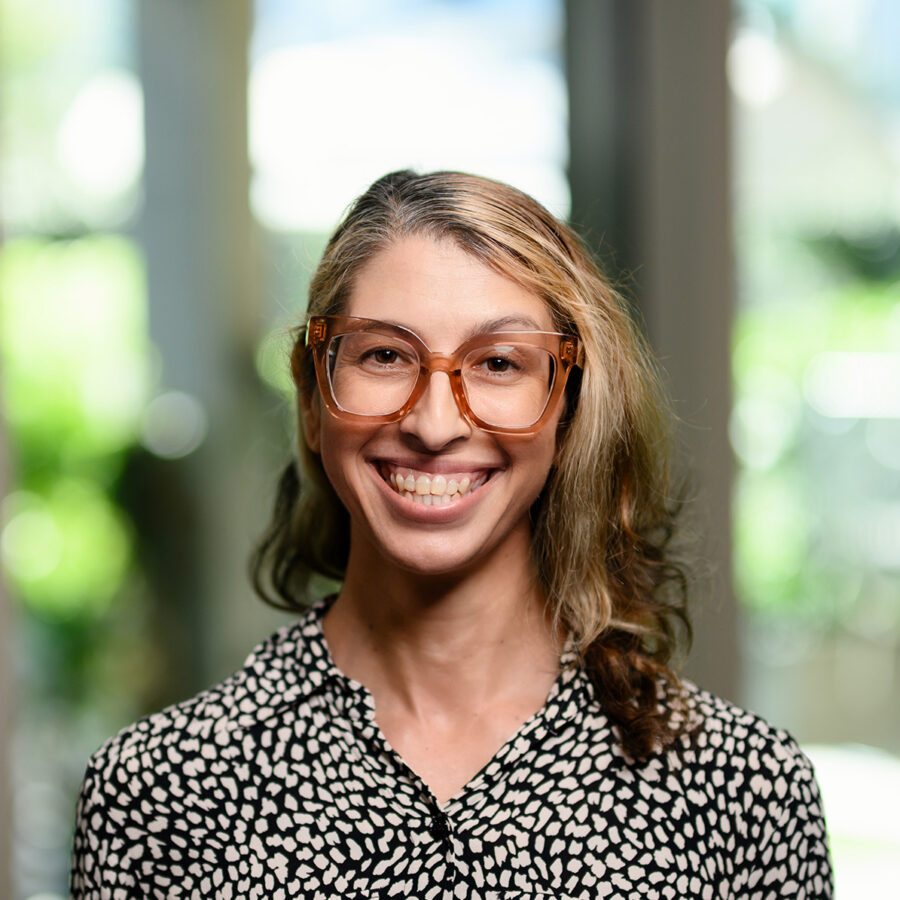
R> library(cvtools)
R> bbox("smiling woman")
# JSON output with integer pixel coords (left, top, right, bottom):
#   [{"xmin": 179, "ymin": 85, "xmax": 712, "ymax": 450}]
[
  {"xmin": 299, "ymin": 237, "xmax": 568, "ymax": 589},
  {"xmin": 70, "ymin": 171, "xmax": 833, "ymax": 898}
]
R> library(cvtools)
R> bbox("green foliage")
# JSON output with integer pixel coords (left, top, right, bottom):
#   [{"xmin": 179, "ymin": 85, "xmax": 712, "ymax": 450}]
[
  {"xmin": 0, "ymin": 234, "xmax": 149, "ymax": 620},
  {"xmin": 1, "ymin": 482, "xmax": 130, "ymax": 618},
  {"xmin": 0, "ymin": 235, "xmax": 149, "ymax": 466},
  {"xmin": 732, "ymin": 282, "xmax": 900, "ymax": 622},
  {"xmin": 0, "ymin": 0, "xmax": 82, "ymax": 68},
  {"xmin": 255, "ymin": 326, "xmax": 297, "ymax": 398}
]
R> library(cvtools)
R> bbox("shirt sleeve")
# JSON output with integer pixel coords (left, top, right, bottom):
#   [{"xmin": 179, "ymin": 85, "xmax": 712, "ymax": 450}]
[
  {"xmin": 733, "ymin": 741, "xmax": 834, "ymax": 899},
  {"xmin": 70, "ymin": 754, "xmax": 144, "ymax": 899}
]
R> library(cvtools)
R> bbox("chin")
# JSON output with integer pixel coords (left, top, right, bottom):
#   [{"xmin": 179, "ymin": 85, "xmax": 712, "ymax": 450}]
[{"xmin": 384, "ymin": 545, "xmax": 484, "ymax": 580}]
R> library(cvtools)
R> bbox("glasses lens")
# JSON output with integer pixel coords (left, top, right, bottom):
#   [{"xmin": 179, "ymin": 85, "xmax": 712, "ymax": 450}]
[
  {"xmin": 461, "ymin": 343, "xmax": 556, "ymax": 428},
  {"xmin": 327, "ymin": 332, "xmax": 419, "ymax": 415}
]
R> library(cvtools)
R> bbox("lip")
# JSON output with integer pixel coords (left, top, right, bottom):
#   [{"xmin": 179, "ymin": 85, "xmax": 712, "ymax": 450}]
[
  {"xmin": 367, "ymin": 459, "xmax": 500, "ymax": 522},
  {"xmin": 373, "ymin": 456, "xmax": 501, "ymax": 478}
]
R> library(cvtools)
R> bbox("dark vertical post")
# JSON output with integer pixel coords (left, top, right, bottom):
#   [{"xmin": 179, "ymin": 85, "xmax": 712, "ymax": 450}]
[
  {"xmin": 638, "ymin": 1, "xmax": 735, "ymax": 698},
  {"xmin": 137, "ymin": 0, "xmax": 263, "ymax": 687},
  {"xmin": 566, "ymin": 0, "xmax": 737, "ymax": 699},
  {"xmin": 566, "ymin": 0, "xmax": 644, "ymax": 277}
]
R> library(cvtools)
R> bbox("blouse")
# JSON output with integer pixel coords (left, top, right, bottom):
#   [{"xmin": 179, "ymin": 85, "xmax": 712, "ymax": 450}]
[{"xmin": 71, "ymin": 600, "xmax": 833, "ymax": 899}]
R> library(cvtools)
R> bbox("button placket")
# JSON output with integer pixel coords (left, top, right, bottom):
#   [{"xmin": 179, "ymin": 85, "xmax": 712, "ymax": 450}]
[{"xmin": 429, "ymin": 810, "xmax": 450, "ymax": 841}]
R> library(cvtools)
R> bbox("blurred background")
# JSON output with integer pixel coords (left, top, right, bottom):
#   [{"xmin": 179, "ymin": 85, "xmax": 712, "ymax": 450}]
[{"xmin": 1, "ymin": 0, "xmax": 899, "ymax": 896}]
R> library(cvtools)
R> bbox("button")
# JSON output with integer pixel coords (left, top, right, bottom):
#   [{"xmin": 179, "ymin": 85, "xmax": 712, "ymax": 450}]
[{"xmin": 429, "ymin": 813, "xmax": 449, "ymax": 840}]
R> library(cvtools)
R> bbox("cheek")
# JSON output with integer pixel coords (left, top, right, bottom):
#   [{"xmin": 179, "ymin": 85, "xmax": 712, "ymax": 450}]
[
  {"xmin": 536, "ymin": 441, "xmax": 559, "ymax": 489},
  {"xmin": 314, "ymin": 418, "xmax": 376, "ymax": 506},
  {"xmin": 522, "ymin": 435, "xmax": 559, "ymax": 516},
  {"xmin": 316, "ymin": 419, "xmax": 346, "ymax": 485},
  {"xmin": 511, "ymin": 430, "xmax": 559, "ymax": 493},
  {"xmin": 315, "ymin": 432, "xmax": 359, "ymax": 519}
]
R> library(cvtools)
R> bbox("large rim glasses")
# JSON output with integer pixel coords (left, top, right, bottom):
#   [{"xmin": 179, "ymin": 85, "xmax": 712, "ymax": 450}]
[{"xmin": 296, "ymin": 315, "xmax": 580, "ymax": 435}]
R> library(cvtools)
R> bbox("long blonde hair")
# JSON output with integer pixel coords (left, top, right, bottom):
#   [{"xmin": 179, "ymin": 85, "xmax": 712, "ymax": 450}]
[{"xmin": 252, "ymin": 170, "xmax": 692, "ymax": 758}]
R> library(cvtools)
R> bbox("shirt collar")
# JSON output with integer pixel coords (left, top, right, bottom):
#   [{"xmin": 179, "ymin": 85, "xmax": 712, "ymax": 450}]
[{"xmin": 225, "ymin": 595, "xmax": 597, "ymax": 735}]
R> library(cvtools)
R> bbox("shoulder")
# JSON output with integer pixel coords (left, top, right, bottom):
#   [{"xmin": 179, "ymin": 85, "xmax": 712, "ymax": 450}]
[
  {"xmin": 87, "ymin": 618, "xmax": 313, "ymax": 774},
  {"xmin": 655, "ymin": 683, "xmax": 832, "ymax": 886},
  {"xmin": 71, "ymin": 615, "xmax": 322, "ymax": 892},
  {"xmin": 671, "ymin": 681, "xmax": 817, "ymax": 785},
  {"xmin": 75, "ymin": 613, "xmax": 323, "ymax": 822},
  {"xmin": 569, "ymin": 682, "xmax": 833, "ymax": 895},
  {"xmin": 579, "ymin": 680, "xmax": 826, "ymax": 815}
]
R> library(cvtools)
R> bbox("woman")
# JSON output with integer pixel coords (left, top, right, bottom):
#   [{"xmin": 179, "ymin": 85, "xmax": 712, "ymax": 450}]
[{"xmin": 71, "ymin": 171, "xmax": 832, "ymax": 898}]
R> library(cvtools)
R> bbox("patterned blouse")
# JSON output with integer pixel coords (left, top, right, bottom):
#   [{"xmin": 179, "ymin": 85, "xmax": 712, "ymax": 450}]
[{"xmin": 71, "ymin": 601, "xmax": 833, "ymax": 899}]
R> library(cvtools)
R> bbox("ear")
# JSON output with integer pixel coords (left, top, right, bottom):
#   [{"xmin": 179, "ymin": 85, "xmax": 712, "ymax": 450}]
[{"xmin": 299, "ymin": 389, "xmax": 322, "ymax": 454}]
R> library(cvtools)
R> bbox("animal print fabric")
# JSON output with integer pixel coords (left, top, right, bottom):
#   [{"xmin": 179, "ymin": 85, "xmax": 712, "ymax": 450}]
[{"xmin": 71, "ymin": 600, "xmax": 833, "ymax": 898}]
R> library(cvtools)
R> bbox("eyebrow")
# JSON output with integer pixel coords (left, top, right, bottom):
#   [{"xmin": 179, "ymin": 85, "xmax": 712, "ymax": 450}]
[
  {"xmin": 463, "ymin": 315, "xmax": 547, "ymax": 338},
  {"xmin": 376, "ymin": 315, "xmax": 547, "ymax": 341}
]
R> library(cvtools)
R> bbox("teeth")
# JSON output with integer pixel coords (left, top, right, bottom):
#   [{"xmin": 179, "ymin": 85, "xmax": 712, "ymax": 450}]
[{"xmin": 383, "ymin": 467, "xmax": 488, "ymax": 506}]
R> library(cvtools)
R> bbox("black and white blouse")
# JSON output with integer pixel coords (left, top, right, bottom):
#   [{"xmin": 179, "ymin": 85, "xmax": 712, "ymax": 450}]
[{"xmin": 71, "ymin": 600, "xmax": 833, "ymax": 899}]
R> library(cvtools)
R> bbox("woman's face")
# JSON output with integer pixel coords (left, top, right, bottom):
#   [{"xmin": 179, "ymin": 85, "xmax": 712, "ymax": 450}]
[{"xmin": 303, "ymin": 234, "xmax": 563, "ymax": 579}]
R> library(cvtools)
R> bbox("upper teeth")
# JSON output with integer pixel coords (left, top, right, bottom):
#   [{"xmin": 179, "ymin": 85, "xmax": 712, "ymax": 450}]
[
  {"xmin": 390, "ymin": 471, "xmax": 471, "ymax": 496},
  {"xmin": 385, "ymin": 468, "xmax": 486, "ymax": 505}
]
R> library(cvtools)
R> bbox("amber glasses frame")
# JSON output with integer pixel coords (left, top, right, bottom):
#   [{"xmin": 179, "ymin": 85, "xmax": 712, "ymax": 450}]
[{"xmin": 294, "ymin": 315, "xmax": 580, "ymax": 435}]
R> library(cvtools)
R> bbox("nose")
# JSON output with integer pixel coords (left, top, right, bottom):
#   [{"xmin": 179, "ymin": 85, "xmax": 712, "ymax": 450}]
[{"xmin": 398, "ymin": 371, "xmax": 471, "ymax": 449}]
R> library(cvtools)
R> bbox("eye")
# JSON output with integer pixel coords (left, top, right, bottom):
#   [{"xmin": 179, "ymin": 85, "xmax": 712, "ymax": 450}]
[
  {"xmin": 369, "ymin": 347, "xmax": 400, "ymax": 365},
  {"xmin": 473, "ymin": 348, "xmax": 522, "ymax": 375},
  {"xmin": 354, "ymin": 341, "xmax": 417, "ymax": 371},
  {"xmin": 484, "ymin": 356, "xmax": 515, "ymax": 373}
]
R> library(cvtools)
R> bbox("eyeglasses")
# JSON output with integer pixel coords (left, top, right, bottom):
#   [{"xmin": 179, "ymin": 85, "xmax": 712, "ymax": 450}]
[{"xmin": 296, "ymin": 315, "xmax": 580, "ymax": 435}]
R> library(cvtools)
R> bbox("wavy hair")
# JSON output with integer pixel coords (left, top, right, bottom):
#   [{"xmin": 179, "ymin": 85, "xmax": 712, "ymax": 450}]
[{"xmin": 251, "ymin": 170, "xmax": 694, "ymax": 759}]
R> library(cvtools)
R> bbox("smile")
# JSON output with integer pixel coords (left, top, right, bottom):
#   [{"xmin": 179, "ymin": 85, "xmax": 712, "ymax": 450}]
[{"xmin": 380, "ymin": 465, "xmax": 491, "ymax": 507}]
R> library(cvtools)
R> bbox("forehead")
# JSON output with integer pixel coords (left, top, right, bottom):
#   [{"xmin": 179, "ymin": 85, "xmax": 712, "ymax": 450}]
[{"xmin": 344, "ymin": 235, "xmax": 554, "ymax": 347}]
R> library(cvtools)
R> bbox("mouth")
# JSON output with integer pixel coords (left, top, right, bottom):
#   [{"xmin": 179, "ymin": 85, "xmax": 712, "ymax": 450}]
[{"xmin": 377, "ymin": 463, "xmax": 493, "ymax": 507}]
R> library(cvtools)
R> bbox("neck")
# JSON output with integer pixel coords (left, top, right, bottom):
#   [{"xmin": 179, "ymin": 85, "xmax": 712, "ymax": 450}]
[{"xmin": 323, "ymin": 532, "xmax": 562, "ymax": 720}]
